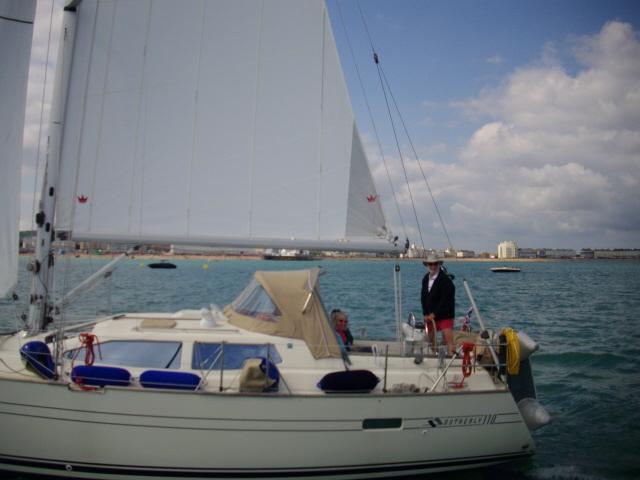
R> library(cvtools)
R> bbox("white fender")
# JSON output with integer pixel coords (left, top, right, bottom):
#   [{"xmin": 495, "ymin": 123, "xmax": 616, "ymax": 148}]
[
  {"xmin": 517, "ymin": 331, "xmax": 539, "ymax": 361},
  {"xmin": 517, "ymin": 397, "xmax": 553, "ymax": 431}
]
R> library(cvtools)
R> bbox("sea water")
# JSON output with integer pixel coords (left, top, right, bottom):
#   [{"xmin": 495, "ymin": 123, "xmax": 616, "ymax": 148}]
[{"xmin": 1, "ymin": 257, "xmax": 639, "ymax": 480}]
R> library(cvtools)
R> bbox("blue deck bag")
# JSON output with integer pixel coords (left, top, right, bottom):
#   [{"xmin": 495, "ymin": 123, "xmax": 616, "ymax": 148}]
[
  {"xmin": 317, "ymin": 370, "xmax": 379, "ymax": 393},
  {"xmin": 140, "ymin": 370, "xmax": 201, "ymax": 390}
]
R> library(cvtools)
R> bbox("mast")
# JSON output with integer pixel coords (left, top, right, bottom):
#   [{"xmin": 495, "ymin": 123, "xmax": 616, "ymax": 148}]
[{"xmin": 26, "ymin": 1, "xmax": 83, "ymax": 336}]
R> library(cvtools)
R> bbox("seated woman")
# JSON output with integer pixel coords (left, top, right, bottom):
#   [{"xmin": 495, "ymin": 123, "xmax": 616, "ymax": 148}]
[{"xmin": 330, "ymin": 309, "xmax": 353, "ymax": 348}]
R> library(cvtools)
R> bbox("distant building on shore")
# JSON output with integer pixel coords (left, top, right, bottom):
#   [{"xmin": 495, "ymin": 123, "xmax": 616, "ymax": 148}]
[
  {"xmin": 171, "ymin": 245, "xmax": 255, "ymax": 256},
  {"xmin": 406, "ymin": 246, "xmax": 459, "ymax": 259},
  {"xmin": 537, "ymin": 248, "xmax": 576, "ymax": 259},
  {"xmin": 406, "ymin": 245, "xmax": 428, "ymax": 259},
  {"xmin": 518, "ymin": 248, "xmax": 537, "ymax": 259},
  {"xmin": 498, "ymin": 241, "xmax": 518, "ymax": 259},
  {"xmin": 581, "ymin": 248, "xmax": 640, "ymax": 259}
]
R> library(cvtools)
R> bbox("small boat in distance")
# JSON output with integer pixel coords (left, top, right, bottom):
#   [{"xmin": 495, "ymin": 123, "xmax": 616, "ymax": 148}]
[
  {"xmin": 147, "ymin": 260, "xmax": 177, "ymax": 269},
  {"xmin": 491, "ymin": 266, "xmax": 522, "ymax": 273}
]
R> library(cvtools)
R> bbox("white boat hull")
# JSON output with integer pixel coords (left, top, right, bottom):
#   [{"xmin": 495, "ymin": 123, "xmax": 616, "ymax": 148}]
[{"xmin": 0, "ymin": 376, "xmax": 534, "ymax": 479}]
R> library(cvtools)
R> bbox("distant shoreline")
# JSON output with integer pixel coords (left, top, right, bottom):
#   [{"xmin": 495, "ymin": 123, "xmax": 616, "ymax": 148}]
[{"xmin": 18, "ymin": 253, "xmax": 637, "ymax": 262}]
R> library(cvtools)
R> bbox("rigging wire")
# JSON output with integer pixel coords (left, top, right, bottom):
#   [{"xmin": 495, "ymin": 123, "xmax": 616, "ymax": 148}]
[
  {"xmin": 333, "ymin": 0, "xmax": 407, "ymax": 242},
  {"xmin": 339, "ymin": 0, "xmax": 457, "ymax": 254},
  {"xmin": 354, "ymin": 1, "xmax": 425, "ymax": 249},
  {"xmin": 377, "ymin": 66, "xmax": 456, "ymax": 254},
  {"xmin": 371, "ymin": 51, "xmax": 426, "ymax": 249}
]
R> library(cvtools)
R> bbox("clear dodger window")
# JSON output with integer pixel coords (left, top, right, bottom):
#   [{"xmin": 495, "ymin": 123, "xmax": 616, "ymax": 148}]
[
  {"xmin": 231, "ymin": 278, "xmax": 282, "ymax": 322},
  {"xmin": 192, "ymin": 343, "xmax": 282, "ymax": 370}
]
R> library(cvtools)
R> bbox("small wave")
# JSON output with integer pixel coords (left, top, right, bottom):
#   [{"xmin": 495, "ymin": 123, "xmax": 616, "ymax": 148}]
[
  {"xmin": 532, "ymin": 351, "xmax": 638, "ymax": 369},
  {"xmin": 532, "ymin": 465, "xmax": 613, "ymax": 480}
]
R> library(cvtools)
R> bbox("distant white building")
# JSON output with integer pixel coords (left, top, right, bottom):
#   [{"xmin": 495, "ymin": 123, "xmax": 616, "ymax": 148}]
[
  {"xmin": 444, "ymin": 248, "xmax": 457, "ymax": 258},
  {"xmin": 498, "ymin": 241, "xmax": 518, "ymax": 259},
  {"xmin": 406, "ymin": 245, "xmax": 428, "ymax": 259}
]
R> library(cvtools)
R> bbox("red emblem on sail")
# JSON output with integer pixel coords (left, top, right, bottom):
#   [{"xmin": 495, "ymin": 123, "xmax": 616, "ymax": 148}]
[
  {"xmin": 367, "ymin": 195, "xmax": 377, "ymax": 203},
  {"xmin": 78, "ymin": 195, "xmax": 88, "ymax": 203}
]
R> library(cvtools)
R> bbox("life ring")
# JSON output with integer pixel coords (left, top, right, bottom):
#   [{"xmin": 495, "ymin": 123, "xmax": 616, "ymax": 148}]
[{"xmin": 501, "ymin": 328, "xmax": 521, "ymax": 374}]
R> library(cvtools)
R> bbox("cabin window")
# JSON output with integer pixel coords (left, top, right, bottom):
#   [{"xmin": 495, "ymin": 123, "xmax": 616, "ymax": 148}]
[
  {"xmin": 192, "ymin": 343, "xmax": 282, "ymax": 370},
  {"xmin": 231, "ymin": 278, "xmax": 282, "ymax": 322},
  {"xmin": 64, "ymin": 341, "xmax": 182, "ymax": 369}
]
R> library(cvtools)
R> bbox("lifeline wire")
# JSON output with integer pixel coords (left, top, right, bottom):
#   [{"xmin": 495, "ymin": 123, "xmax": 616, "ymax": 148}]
[{"xmin": 341, "ymin": 0, "xmax": 459, "ymax": 255}]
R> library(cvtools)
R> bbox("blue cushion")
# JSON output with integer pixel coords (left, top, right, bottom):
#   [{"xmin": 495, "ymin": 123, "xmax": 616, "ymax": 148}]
[
  {"xmin": 20, "ymin": 341, "xmax": 56, "ymax": 379},
  {"xmin": 139, "ymin": 370, "xmax": 201, "ymax": 390},
  {"xmin": 71, "ymin": 365, "xmax": 131, "ymax": 387}
]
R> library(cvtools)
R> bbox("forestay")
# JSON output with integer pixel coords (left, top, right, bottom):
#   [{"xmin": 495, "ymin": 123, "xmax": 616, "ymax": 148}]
[{"xmin": 55, "ymin": 0, "xmax": 401, "ymax": 253}]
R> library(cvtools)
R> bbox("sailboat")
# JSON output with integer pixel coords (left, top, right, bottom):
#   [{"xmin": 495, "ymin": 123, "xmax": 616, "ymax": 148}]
[{"xmin": 0, "ymin": 1, "xmax": 551, "ymax": 478}]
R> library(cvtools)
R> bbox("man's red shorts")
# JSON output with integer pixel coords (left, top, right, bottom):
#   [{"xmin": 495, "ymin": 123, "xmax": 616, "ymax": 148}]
[{"xmin": 425, "ymin": 318, "xmax": 454, "ymax": 332}]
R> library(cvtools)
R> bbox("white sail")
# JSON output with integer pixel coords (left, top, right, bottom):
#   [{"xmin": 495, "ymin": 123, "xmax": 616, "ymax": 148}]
[
  {"xmin": 55, "ymin": 0, "xmax": 401, "ymax": 253},
  {"xmin": 0, "ymin": 0, "xmax": 36, "ymax": 297}
]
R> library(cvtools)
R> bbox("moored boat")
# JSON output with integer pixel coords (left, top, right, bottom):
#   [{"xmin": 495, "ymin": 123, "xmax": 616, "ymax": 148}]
[
  {"xmin": 147, "ymin": 260, "xmax": 177, "ymax": 269},
  {"xmin": 491, "ymin": 266, "xmax": 522, "ymax": 273}
]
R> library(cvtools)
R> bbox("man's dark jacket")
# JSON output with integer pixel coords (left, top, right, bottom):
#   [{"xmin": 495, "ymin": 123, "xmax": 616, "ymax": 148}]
[{"xmin": 421, "ymin": 269, "xmax": 455, "ymax": 320}]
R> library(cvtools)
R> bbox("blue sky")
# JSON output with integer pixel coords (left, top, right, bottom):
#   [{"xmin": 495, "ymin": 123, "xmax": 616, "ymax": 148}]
[
  {"xmin": 22, "ymin": 0, "xmax": 640, "ymax": 254},
  {"xmin": 326, "ymin": 0, "xmax": 640, "ymax": 253}
]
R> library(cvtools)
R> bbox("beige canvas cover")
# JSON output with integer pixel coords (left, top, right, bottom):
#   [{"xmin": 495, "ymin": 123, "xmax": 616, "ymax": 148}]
[
  {"xmin": 224, "ymin": 267, "xmax": 342, "ymax": 359},
  {"xmin": 239, "ymin": 358, "xmax": 276, "ymax": 392}
]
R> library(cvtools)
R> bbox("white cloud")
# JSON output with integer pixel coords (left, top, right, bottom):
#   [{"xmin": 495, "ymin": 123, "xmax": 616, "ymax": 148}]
[{"xmin": 378, "ymin": 21, "xmax": 640, "ymax": 252}]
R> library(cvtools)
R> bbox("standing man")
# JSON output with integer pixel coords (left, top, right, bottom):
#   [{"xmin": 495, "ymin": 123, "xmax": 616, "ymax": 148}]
[{"xmin": 421, "ymin": 252, "xmax": 456, "ymax": 355}]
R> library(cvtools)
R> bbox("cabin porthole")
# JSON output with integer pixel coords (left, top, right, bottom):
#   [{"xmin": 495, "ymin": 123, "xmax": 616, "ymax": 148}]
[
  {"xmin": 65, "ymin": 465, "xmax": 73, "ymax": 472},
  {"xmin": 421, "ymin": 430, "xmax": 429, "ymax": 437}
]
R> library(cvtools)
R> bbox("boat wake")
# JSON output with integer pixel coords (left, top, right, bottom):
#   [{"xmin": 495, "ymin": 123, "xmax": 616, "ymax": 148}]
[{"xmin": 532, "ymin": 464, "xmax": 613, "ymax": 480}]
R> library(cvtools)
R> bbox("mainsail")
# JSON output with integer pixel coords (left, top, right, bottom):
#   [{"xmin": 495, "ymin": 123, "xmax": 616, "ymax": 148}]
[
  {"xmin": 0, "ymin": 0, "xmax": 36, "ymax": 297},
  {"xmin": 54, "ymin": 0, "xmax": 402, "ymax": 253}
]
